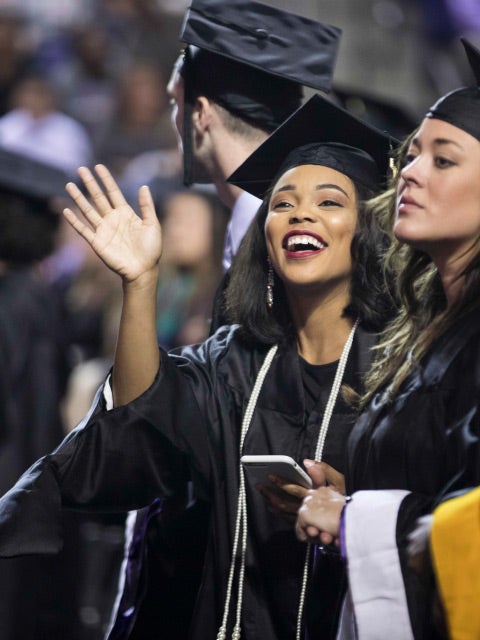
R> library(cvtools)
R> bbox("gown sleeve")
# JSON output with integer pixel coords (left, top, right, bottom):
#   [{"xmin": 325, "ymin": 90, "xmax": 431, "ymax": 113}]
[{"xmin": 0, "ymin": 327, "xmax": 238, "ymax": 558}]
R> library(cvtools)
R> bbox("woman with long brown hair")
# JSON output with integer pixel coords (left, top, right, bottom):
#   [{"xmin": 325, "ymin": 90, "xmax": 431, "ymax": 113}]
[{"xmin": 296, "ymin": 39, "xmax": 480, "ymax": 640}]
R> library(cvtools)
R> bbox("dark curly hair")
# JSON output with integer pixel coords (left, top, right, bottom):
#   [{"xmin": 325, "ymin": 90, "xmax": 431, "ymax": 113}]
[{"xmin": 225, "ymin": 178, "xmax": 395, "ymax": 346}]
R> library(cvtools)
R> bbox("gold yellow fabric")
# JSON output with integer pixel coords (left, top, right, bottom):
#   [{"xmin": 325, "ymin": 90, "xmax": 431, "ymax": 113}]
[{"xmin": 430, "ymin": 487, "xmax": 480, "ymax": 640}]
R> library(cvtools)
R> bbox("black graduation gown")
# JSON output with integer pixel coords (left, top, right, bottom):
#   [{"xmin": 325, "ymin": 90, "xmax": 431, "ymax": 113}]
[
  {"xmin": 0, "ymin": 269, "xmax": 76, "ymax": 640},
  {"xmin": 0, "ymin": 324, "xmax": 377, "ymax": 640},
  {"xmin": 345, "ymin": 305, "xmax": 480, "ymax": 639}
]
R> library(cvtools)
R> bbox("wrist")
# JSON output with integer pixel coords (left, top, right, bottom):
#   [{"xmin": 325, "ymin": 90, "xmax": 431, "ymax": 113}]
[{"xmin": 123, "ymin": 266, "xmax": 159, "ymax": 292}]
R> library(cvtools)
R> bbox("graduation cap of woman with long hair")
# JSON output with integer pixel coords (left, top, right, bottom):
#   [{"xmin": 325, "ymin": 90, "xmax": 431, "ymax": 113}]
[{"xmin": 426, "ymin": 38, "xmax": 480, "ymax": 141}]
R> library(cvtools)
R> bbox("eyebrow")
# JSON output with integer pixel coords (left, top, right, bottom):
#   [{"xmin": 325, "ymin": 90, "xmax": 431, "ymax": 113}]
[
  {"xmin": 410, "ymin": 136, "xmax": 464, "ymax": 151},
  {"xmin": 274, "ymin": 182, "xmax": 350, "ymax": 198}
]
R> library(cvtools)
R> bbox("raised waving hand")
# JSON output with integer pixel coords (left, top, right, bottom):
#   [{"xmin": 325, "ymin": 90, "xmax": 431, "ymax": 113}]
[
  {"xmin": 63, "ymin": 164, "xmax": 162, "ymax": 283},
  {"xmin": 64, "ymin": 164, "xmax": 162, "ymax": 406}
]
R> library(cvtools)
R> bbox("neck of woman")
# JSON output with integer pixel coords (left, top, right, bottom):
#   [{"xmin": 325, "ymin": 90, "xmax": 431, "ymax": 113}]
[
  {"xmin": 434, "ymin": 253, "xmax": 468, "ymax": 309},
  {"xmin": 292, "ymin": 290, "xmax": 355, "ymax": 365},
  {"xmin": 430, "ymin": 240, "xmax": 479, "ymax": 309}
]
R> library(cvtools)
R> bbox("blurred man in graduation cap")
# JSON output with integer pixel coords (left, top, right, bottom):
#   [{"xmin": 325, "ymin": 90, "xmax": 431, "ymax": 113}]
[
  {"xmin": 169, "ymin": 0, "xmax": 341, "ymax": 274},
  {"xmin": 107, "ymin": 3, "xmax": 341, "ymax": 638}
]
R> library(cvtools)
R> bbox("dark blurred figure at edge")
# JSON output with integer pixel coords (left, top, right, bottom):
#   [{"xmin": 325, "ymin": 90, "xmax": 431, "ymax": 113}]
[
  {"xmin": 106, "ymin": 1, "xmax": 342, "ymax": 638},
  {"xmin": 0, "ymin": 148, "xmax": 76, "ymax": 639}
]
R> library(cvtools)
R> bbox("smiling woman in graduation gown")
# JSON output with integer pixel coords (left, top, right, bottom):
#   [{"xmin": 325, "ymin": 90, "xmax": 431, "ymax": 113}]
[{"xmin": 0, "ymin": 95, "xmax": 395, "ymax": 640}]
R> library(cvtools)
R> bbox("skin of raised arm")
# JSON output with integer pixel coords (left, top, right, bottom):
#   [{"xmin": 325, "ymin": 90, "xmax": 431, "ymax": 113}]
[{"xmin": 63, "ymin": 164, "xmax": 162, "ymax": 407}]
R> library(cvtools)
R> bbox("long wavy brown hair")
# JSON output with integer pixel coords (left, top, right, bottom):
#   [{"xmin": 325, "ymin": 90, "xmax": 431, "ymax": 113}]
[{"xmin": 360, "ymin": 131, "xmax": 480, "ymax": 408}]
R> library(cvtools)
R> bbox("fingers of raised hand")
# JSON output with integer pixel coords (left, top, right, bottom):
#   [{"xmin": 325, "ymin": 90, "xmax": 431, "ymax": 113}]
[
  {"xmin": 138, "ymin": 185, "xmax": 157, "ymax": 223},
  {"xmin": 63, "ymin": 206, "xmax": 96, "ymax": 245},
  {"xmin": 75, "ymin": 165, "xmax": 117, "ymax": 217},
  {"xmin": 93, "ymin": 164, "xmax": 128, "ymax": 209},
  {"xmin": 65, "ymin": 180, "xmax": 103, "ymax": 228}
]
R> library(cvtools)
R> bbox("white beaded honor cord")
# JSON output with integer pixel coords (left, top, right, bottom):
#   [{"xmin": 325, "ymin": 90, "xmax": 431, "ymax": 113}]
[
  {"xmin": 217, "ymin": 344, "xmax": 278, "ymax": 640},
  {"xmin": 296, "ymin": 319, "xmax": 358, "ymax": 640},
  {"xmin": 217, "ymin": 319, "xmax": 358, "ymax": 640}
]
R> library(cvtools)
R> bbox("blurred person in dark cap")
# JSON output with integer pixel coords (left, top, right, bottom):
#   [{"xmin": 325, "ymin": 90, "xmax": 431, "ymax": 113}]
[
  {"xmin": 0, "ymin": 7, "xmax": 38, "ymax": 117},
  {"xmin": 0, "ymin": 148, "xmax": 75, "ymax": 639}
]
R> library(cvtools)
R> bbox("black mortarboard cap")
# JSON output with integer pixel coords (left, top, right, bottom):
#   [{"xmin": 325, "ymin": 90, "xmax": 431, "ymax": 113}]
[
  {"xmin": 0, "ymin": 147, "xmax": 69, "ymax": 201},
  {"xmin": 178, "ymin": 0, "xmax": 341, "ymax": 185},
  {"xmin": 180, "ymin": 0, "xmax": 341, "ymax": 94},
  {"xmin": 426, "ymin": 38, "xmax": 480, "ymax": 141},
  {"xmin": 228, "ymin": 94, "xmax": 398, "ymax": 198}
]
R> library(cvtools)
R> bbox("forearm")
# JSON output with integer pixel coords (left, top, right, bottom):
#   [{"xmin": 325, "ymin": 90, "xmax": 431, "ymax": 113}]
[{"xmin": 113, "ymin": 268, "xmax": 160, "ymax": 406}]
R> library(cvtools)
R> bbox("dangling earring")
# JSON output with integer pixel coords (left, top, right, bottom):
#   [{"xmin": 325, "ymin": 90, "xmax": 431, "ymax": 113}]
[{"xmin": 266, "ymin": 258, "xmax": 274, "ymax": 309}]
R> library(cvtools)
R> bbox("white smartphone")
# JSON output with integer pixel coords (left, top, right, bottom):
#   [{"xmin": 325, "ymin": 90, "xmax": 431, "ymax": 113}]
[{"xmin": 240, "ymin": 454, "xmax": 312, "ymax": 489}]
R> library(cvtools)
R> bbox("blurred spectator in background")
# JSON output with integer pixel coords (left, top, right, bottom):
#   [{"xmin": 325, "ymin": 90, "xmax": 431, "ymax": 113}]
[
  {"xmin": 0, "ymin": 8, "xmax": 37, "ymax": 116},
  {"xmin": 51, "ymin": 24, "xmax": 117, "ymax": 148},
  {"xmin": 118, "ymin": 145, "xmax": 182, "ymax": 205},
  {"xmin": 155, "ymin": 187, "xmax": 228, "ymax": 349},
  {"xmin": 96, "ymin": 61, "xmax": 177, "ymax": 179},
  {"xmin": 0, "ymin": 74, "xmax": 93, "ymax": 174},
  {"xmin": 93, "ymin": 0, "xmax": 182, "ymax": 80},
  {"xmin": 0, "ymin": 148, "xmax": 75, "ymax": 639}
]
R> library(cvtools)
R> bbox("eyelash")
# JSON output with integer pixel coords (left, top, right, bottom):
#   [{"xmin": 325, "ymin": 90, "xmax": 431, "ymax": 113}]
[
  {"xmin": 434, "ymin": 157, "xmax": 455, "ymax": 168},
  {"xmin": 272, "ymin": 199, "xmax": 341, "ymax": 209},
  {"xmin": 403, "ymin": 153, "xmax": 456, "ymax": 169}
]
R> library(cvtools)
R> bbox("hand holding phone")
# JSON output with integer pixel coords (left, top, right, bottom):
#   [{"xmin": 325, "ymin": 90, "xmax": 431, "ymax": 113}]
[{"xmin": 241, "ymin": 454, "xmax": 312, "ymax": 489}]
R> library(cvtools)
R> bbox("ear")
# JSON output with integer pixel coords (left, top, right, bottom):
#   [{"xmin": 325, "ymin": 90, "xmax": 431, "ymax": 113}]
[{"xmin": 192, "ymin": 96, "xmax": 215, "ymax": 134}]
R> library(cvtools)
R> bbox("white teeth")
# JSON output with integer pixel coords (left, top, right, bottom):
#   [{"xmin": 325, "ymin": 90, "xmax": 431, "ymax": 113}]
[{"xmin": 287, "ymin": 235, "xmax": 325, "ymax": 250}]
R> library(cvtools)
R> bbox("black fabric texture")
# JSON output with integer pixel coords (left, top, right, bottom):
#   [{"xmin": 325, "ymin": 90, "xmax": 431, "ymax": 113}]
[{"xmin": 0, "ymin": 324, "xmax": 377, "ymax": 640}]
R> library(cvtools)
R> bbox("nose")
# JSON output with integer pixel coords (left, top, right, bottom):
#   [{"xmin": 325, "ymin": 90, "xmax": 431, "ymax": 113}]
[
  {"xmin": 400, "ymin": 155, "xmax": 423, "ymax": 185},
  {"xmin": 289, "ymin": 205, "xmax": 316, "ymax": 224}
]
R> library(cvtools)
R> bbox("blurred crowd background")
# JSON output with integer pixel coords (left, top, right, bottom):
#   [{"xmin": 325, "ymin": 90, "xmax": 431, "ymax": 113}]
[{"xmin": 0, "ymin": 0, "xmax": 478, "ymax": 638}]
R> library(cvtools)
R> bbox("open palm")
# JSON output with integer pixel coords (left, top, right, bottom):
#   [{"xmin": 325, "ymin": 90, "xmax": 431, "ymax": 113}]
[{"xmin": 64, "ymin": 164, "xmax": 162, "ymax": 283}]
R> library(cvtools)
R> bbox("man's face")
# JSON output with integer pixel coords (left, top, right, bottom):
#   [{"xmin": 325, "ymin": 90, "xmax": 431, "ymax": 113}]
[{"xmin": 166, "ymin": 60, "xmax": 212, "ymax": 184}]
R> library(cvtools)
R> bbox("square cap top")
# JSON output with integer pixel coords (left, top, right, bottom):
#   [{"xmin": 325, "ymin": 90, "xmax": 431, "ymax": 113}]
[
  {"xmin": 179, "ymin": 0, "xmax": 341, "ymax": 93},
  {"xmin": 0, "ymin": 147, "xmax": 69, "ymax": 201},
  {"xmin": 228, "ymin": 93, "xmax": 399, "ymax": 197}
]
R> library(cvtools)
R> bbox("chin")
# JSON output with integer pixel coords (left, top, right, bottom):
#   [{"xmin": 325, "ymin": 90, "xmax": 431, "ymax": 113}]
[{"xmin": 393, "ymin": 222, "xmax": 424, "ymax": 247}]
